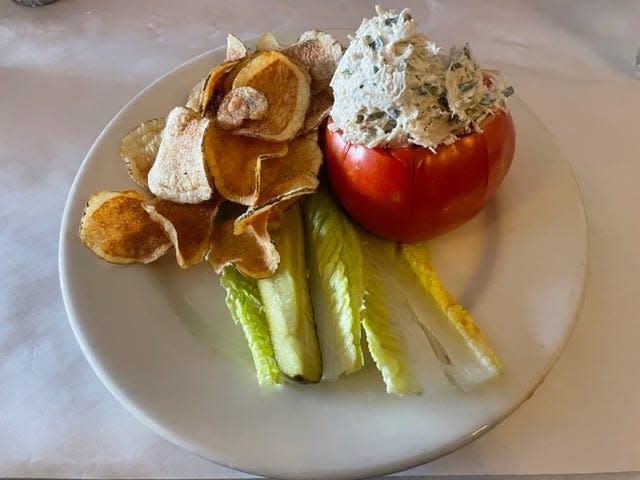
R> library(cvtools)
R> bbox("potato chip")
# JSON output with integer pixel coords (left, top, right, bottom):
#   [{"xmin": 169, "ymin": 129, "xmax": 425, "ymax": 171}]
[
  {"xmin": 199, "ymin": 59, "xmax": 240, "ymax": 117},
  {"xmin": 252, "ymin": 132, "xmax": 322, "ymax": 204},
  {"xmin": 203, "ymin": 125, "xmax": 287, "ymax": 205},
  {"xmin": 215, "ymin": 86, "xmax": 268, "ymax": 130},
  {"xmin": 235, "ymin": 197, "xmax": 298, "ymax": 235},
  {"xmin": 85, "ymin": 29, "xmax": 334, "ymax": 279},
  {"xmin": 281, "ymin": 30, "xmax": 343, "ymax": 94},
  {"xmin": 207, "ymin": 213, "xmax": 279, "ymax": 279},
  {"xmin": 231, "ymin": 50, "xmax": 311, "ymax": 142},
  {"xmin": 79, "ymin": 190, "xmax": 171, "ymax": 264},
  {"xmin": 185, "ymin": 76, "xmax": 207, "ymax": 112},
  {"xmin": 255, "ymin": 32, "xmax": 281, "ymax": 51},
  {"xmin": 120, "ymin": 117, "xmax": 165, "ymax": 189},
  {"xmin": 143, "ymin": 196, "xmax": 220, "ymax": 268},
  {"xmin": 221, "ymin": 52, "xmax": 258, "ymax": 93},
  {"xmin": 301, "ymin": 87, "xmax": 333, "ymax": 134},
  {"xmin": 147, "ymin": 106, "xmax": 213, "ymax": 204},
  {"xmin": 234, "ymin": 132, "xmax": 322, "ymax": 233},
  {"xmin": 225, "ymin": 33, "xmax": 248, "ymax": 61}
]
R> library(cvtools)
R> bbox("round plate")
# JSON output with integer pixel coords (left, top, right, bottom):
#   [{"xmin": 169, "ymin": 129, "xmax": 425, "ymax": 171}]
[{"xmin": 59, "ymin": 36, "xmax": 588, "ymax": 479}]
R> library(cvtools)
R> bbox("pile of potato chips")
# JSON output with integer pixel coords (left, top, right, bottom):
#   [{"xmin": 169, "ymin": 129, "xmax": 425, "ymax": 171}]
[{"xmin": 79, "ymin": 31, "xmax": 343, "ymax": 278}]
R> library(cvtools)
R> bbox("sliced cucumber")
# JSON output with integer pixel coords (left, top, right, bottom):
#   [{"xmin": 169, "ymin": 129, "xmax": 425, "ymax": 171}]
[{"xmin": 257, "ymin": 204, "xmax": 323, "ymax": 382}]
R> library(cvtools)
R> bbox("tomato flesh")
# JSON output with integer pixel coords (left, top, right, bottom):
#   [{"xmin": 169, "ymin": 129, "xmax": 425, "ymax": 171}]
[{"xmin": 323, "ymin": 109, "xmax": 515, "ymax": 243}]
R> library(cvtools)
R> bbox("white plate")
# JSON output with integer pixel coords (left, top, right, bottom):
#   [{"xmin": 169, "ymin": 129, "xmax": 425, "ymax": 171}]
[{"xmin": 59, "ymin": 36, "xmax": 588, "ymax": 479}]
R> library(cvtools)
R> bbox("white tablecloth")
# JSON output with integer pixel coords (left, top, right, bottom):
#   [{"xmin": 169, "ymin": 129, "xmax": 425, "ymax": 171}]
[{"xmin": 2, "ymin": 0, "xmax": 639, "ymax": 478}]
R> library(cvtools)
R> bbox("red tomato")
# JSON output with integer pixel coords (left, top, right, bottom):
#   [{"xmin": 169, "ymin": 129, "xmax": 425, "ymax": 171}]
[{"xmin": 323, "ymin": 109, "xmax": 516, "ymax": 243}]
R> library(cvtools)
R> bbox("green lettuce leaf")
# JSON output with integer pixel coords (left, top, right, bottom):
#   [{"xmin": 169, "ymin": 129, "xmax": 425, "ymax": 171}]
[
  {"xmin": 220, "ymin": 266, "xmax": 282, "ymax": 386},
  {"xmin": 360, "ymin": 257, "xmax": 422, "ymax": 395},
  {"xmin": 400, "ymin": 242, "xmax": 502, "ymax": 389},
  {"xmin": 360, "ymin": 234, "xmax": 451, "ymax": 396},
  {"xmin": 302, "ymin": 189, "xmax": 364, "ymax": 380}
]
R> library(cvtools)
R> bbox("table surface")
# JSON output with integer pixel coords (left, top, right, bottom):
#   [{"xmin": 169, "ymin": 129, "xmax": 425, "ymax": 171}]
[{"xmin": 2, "ymin": 0, "xmax": 639, "ymax": 478}]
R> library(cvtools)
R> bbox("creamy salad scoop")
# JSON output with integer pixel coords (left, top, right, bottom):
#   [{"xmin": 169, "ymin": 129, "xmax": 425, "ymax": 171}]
[{"xmin": 329, "ymin": 5, "xmax": 512, "ymax": 150}]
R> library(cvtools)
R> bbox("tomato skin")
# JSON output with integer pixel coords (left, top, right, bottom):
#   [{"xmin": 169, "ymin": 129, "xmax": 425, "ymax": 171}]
[{"xmin": 323, "ymin": 109, "xmax": 516, "ymax": 243}]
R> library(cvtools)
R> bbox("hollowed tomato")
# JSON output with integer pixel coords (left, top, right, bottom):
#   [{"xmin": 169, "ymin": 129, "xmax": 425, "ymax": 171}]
[{"xmin": 323, "ymin": 109, "xmax": 516, "ymax": 242}]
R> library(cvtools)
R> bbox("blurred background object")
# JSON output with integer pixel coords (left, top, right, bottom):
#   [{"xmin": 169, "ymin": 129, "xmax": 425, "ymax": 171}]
[{"xmin": 13, "ymin": 0, "xmax": 57, "ymax": 6}]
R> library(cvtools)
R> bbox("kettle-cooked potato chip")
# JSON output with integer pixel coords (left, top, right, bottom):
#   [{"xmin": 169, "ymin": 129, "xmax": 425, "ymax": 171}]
[
  {"xmin": 234, "ymin": 132, "xmax": 323, "ymax": 233},
  {"xmin": 120, "ymin": 117, "xmax": 166, "ymax": 189},
  {"xmin": 203, "ymin": 125, "xmax": 287, "ymax": 205},
  {"xmin": 235, "ymin": 197, "xmax": 298, "ymax": 236},
  {"xmin": 221, "ymin": 52, "xmax": 258, "ymax": 94},
  {"xmin": 79, "ymin": 190, "xmax": 172, "ymax": 264},
  {"xmin": 231, "ymin": 50, "xmax": 311, "ymax": 142},
  {"xmin": 301, "ymin": 87, "xmax": 333, "ymax": 134},
  {"xmin": 254, "ymin": 132, "xmax": 322, "ymax": 204},
  {"xmin": 185, "ymin": 76, "xmax": 207, "ymax": 112},
  {"xmin": 147, "ymin": 106, "xmax": 213, "ymax": 204},
  {"xmin": 207, "ymin": 213, "xmax": 279, "ymax": 279},
  {"xmin": 281, "ymin": 30, "xmax": 343, "ymax": 94},
  {"xmin": 225, "ymin": 33, "xmax": 248, "ymax": 61},
  {"xmin": 83, "ymin": 28, "xmax": 339, "ymax": 286},
  {"xmin": 143, "ymin": 197, "xmax": 220, "ymax": 268},
  {"xmin": 199, "ymin": 59, "xmax": 241, "ymax": 117},
  {"xmin": 255, "ymin": 31, "xmax": 281, "ymax": 52}
]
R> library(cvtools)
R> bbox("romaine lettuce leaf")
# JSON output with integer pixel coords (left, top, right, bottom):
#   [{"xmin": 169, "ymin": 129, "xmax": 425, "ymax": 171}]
[
  {"xmin": 398, "ymin": 242, "xmax": 503, "ymax": 390},
  {"xmin": 360, "ymin": 259, "xmax": 422, "ymax": 395},
  {"xmin": 220, "ymin": 265, "xmax": 282, "ymax": 386},
  {"xmin": 221, "ymin": 190, "xmax": 500, "ymax": 393},
  {"xmin": 360, "ymin": 235, "xmax": 452, "ymax": 395},
  {"xmin": 302, "ymin": 189, "xmax": 364, "ymax": 380}
]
